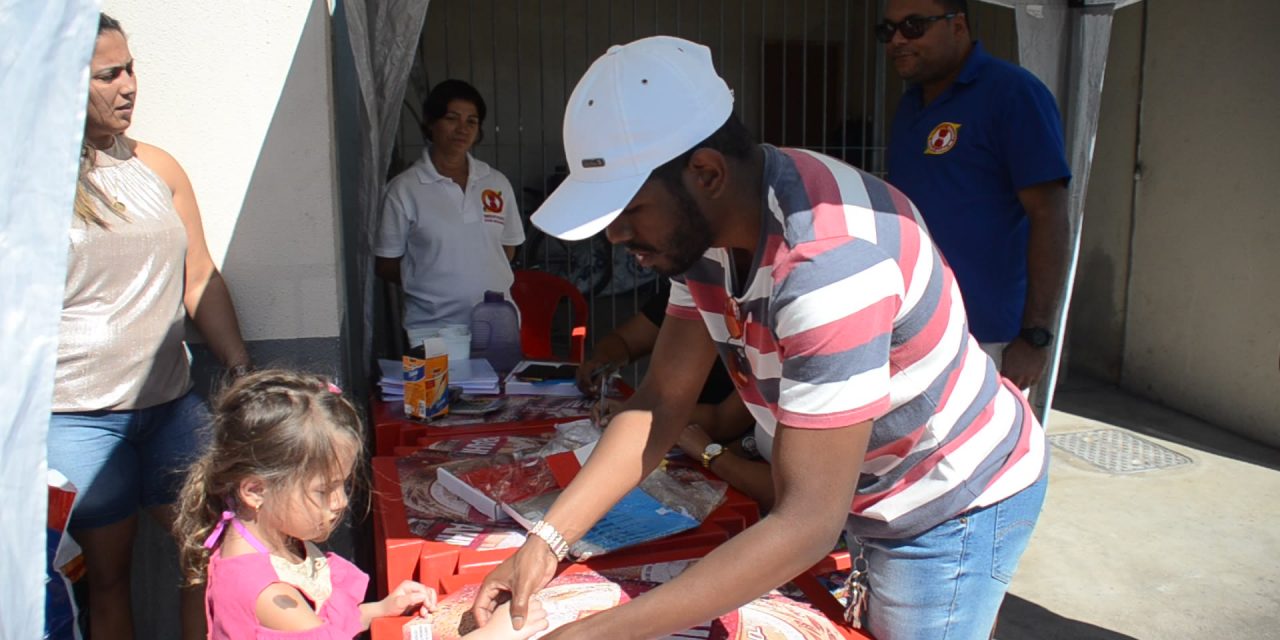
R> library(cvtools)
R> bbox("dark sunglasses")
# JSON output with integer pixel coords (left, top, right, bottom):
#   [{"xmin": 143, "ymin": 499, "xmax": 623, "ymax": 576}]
[{"xmin": 875, "ymin": 12, "xmax": 961, "ymax": 43}]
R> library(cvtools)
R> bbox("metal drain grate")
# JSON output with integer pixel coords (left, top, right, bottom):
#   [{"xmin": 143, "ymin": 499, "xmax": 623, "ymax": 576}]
[{"xmin": 1047, "ymin": 429, "xmax": 1192, "ymax": 474}]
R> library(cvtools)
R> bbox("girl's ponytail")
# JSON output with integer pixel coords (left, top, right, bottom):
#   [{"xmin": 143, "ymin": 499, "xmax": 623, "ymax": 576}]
[{"xmin": 174, "ymin": 456, "xmax": 219, "ymax": 585}]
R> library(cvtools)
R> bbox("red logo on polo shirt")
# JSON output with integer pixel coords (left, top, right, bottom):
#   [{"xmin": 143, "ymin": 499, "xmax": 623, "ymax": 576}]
[
  {"xmin": 481, "ymin": 189, "xmax": 504, "ymax": 213},
  {"xmin": 924, "ymin": 122, "xmax": 961, "ymax": 155}
]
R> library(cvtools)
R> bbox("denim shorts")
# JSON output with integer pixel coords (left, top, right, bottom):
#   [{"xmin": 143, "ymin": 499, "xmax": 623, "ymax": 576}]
[
  {"xmin": 851, "ymin": 472, "xmax": 1049, "ymax": 640},
  {"xmin": 48, "ymin": 391, "xmax": 208, "ymax": 530}
]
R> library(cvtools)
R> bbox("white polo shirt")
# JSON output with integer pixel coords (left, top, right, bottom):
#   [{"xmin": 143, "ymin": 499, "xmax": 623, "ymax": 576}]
[{"xmin": 375, "ymin": 150, "xmax": 525, "ymax": 332}]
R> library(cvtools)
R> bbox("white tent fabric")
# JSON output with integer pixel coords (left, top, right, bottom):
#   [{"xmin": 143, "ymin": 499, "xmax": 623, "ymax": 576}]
[
  {"xmin": 341, "ymin": 0, "xmax": 431, "ymax": 373},
  {"xmin": 0, "ymin": 1, "xmax": 100, "ymax": 638}
]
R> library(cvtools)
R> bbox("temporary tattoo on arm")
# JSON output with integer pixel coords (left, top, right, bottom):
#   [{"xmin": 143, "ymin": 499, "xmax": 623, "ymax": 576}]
[{"xmin": 273, "ymin": 594, "xmax": 299, "ymax": 610}]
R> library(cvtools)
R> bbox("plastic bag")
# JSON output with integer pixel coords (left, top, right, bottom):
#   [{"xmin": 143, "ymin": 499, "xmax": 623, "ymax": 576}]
[
  {"xmin": 532, "ymin": 418, "xmax": 603, "ymax": 457},
  {"xmin": 436, "ymin": 423, "xmax": 728, "ymax": 559},
  {"xmin": 435, "ymin": 454, "xmax": 560, "ymax": 521},
  {"xmin": 46, "ymin": 471, "xmax": 84, "ymax": 640},
  {"xmin": 398, "ymin": 435, "xmax": 552, "ymax": 526},
  {"xmin": 639, "ymin": 465, "xmax": 727, "ymax": 524},
  {"xmin": 503, "ymin": 464, "xmax": 728, "ymax": 560}
]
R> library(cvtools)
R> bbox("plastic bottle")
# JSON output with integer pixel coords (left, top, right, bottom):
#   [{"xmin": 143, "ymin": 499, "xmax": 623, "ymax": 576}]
[{"xmin": 469, "ymin": 291, "xmax": 523, "ymax": 375}]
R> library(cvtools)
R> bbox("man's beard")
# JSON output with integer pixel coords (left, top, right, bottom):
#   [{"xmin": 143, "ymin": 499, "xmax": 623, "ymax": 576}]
[{"xmin": 649, "ymin": 180, "xmax": 714, "ymax": 277}]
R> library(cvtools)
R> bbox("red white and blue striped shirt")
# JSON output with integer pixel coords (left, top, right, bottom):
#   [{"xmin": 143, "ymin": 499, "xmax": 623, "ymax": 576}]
[{"xmin": 669, "ymin": 145, "xmax": 1046, "ymax": 538}]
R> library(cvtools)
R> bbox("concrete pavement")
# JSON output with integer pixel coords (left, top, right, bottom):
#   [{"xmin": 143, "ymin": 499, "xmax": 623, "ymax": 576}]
[{"xmin": 996, "ymin": 377, "xmax": 1280, "ymax": 640}]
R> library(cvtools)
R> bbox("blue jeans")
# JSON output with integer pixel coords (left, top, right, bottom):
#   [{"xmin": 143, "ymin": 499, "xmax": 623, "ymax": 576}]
[
  {"xmin": 851, "ymin": 473, "xmax": 1048, "ymax": 640},
  {"xmin": 48, "ymin": 391, "xmax": 208, "ymax": 529}
]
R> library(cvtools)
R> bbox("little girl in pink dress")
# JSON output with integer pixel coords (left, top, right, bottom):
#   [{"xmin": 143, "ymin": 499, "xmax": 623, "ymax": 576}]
[{"xmin": 175, "ymin": 370, "xmax": 547, "ymax": 639}]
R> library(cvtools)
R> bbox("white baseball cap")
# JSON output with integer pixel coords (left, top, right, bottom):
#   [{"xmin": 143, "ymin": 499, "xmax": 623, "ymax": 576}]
[{"xmin": 531, "ymin": 36, "xmax": 734, "ymax": 241}]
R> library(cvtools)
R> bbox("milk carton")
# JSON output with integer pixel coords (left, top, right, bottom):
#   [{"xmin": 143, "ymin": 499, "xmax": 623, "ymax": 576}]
[{"xmin": 403, "ymin": 338, "xmax": 449, "ymax": 420}]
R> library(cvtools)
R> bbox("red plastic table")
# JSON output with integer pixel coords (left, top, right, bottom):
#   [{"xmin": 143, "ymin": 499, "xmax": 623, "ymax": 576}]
[
  {"xmin": 371, "ymin": 453, "xmax": 757, "ymax": 597},
  {"xmin": 372, "ymin": 397, "xmax": 582, "ymax": 456}
]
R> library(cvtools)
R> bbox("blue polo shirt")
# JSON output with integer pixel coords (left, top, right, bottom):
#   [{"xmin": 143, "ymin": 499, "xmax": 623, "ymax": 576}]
[{"xmin": 887, "ymin": 42, "xmax": 1070, "ymax": 342}]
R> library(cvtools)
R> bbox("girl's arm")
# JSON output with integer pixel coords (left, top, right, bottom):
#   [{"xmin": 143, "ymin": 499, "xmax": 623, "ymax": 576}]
[
  {"xmin": 359, "ymin": 580, "xmax": 434, "ymax": 629},
  {"xmin": 360, "ymin": 584, "xmax": 550, "ymax": 639},
  {"xmin": 254, "ymin": 583, "xmax": 328, "ymax": 632},
  {"xmin": 255, "ymin": 581, "xmax": 435, "ymax": 634}
]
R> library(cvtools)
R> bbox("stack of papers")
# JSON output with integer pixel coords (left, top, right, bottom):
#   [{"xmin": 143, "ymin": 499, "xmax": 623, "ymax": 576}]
[
  {"xmin": 376, "ymin": 357, "xmax": 501, "ymax": 401},
  {"xmin": 448, "ymin": 358, "xmax": 500, "ymax": 395},
  {"xmin": 377, "ymin": 358, "xmax": 405, "ymax": 401}
]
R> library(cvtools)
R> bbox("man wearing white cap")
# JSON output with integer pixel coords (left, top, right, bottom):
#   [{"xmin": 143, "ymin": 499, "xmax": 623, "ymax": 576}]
[{"xmin": 473, "ymin": 36, "xmax": 1048, "ymax": 639}]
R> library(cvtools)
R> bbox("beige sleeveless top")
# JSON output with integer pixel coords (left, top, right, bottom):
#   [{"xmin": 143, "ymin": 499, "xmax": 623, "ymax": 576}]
[{"xmin": 53, "ymin": 135, "xmax": 192, "ymax": 411}]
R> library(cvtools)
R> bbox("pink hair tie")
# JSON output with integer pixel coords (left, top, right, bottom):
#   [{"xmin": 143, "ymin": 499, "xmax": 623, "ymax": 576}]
[
  {"xmin": 203, "ymin": 510, "xmax": 236, "ymax": 549},
  {"xmin": 327, "ymin": 382, "xmax": 343, "ymax": 394}
]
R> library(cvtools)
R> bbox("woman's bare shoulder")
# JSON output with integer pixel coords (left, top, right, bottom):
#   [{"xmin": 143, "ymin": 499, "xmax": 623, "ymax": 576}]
[{"xmin": 128, "ymin": 138, "xmax": 188, "ymax": 190}]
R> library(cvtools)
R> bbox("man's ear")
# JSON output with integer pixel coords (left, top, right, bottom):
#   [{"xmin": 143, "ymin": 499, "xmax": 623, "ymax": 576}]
[
  {"xmin": 237, "ymin": 477, "xmax": 268, "ymax": 511},
  {"xmin": 685, "ymin": 148, "xmax": 729, "ymax": 198}
]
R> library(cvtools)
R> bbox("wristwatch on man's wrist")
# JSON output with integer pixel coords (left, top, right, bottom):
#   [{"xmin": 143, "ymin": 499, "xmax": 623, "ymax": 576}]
[
  {"xmin": 528, "ymin": 520, "xmax": 571, "ymax": 562},
  {"xmin": 1019, "ymin": 326, "xmax": 1053, "ymax": 349},
  {"xmin": 740, "ymin": 434, "xmax": 759, "ymax": 458},
  {"xmin": 701, "ymin": 443, "xmax": 726, "ymax": 468}
]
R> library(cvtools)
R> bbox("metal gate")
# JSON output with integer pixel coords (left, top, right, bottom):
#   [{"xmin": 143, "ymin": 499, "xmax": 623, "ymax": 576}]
[{"xmin": 392, "ymin": 0, "xmax": 1014, "ymax": 364}]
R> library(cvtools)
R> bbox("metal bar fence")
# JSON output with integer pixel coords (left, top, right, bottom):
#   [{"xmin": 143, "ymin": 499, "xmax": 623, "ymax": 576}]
[{"xmin": 397, "ymin": 0, "xmax": 893, "ymax": 375}]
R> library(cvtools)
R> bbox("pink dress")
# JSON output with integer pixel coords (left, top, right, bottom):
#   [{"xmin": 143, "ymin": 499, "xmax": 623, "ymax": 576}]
[{"xmin": 205, "ymin": 522, "xmax": 369, "ymax": 639}]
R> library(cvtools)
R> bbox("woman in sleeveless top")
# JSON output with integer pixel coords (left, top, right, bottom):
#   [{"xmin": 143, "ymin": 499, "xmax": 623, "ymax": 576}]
[{"xmin": 48, "ymin": 14, "xmax": 252, "ymax": 639}]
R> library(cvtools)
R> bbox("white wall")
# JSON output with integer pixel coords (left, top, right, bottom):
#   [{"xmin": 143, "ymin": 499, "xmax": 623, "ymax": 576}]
[
  {"xmin": 1120, "ymin": 0, "xmax": 1280, "ymax": 444},
  {"xmin": 101, "ymin": 0, "xmax": 340, "ymax": 341}
]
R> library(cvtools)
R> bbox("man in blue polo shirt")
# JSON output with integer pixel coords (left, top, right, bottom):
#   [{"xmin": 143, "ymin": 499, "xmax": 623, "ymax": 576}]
[{"xmin": 883, "ymin": 0, "xmax": 1071, "ymax": 389}]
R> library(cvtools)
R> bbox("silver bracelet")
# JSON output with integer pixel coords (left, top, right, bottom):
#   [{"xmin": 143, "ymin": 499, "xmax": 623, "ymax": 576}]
[{"xmin": 528, "ymin": 520, "xmax": 570, "ymax": 562}]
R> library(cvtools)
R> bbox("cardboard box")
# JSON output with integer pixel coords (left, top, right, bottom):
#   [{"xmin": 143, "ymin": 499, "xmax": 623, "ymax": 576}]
[{"xmin": 403, "ymin": 346, "xmax": 449, "ymax": 421}]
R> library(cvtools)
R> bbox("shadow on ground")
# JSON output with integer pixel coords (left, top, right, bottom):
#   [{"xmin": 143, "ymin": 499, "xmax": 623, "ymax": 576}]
[{"xmin": 997, "ymin": 595, "xmax": 1139, "ymax": 640}]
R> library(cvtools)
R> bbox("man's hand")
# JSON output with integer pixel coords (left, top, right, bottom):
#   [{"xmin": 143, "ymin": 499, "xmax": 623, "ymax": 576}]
[
  {"xmin": 675, "ymin": 424, "xmax": 714, "ymax": 460},
  {"xmin": 1001, "ymin": 339, "xmax": 1050, "ymax": 390},
  {"xmin": 471, "ymin": 537, "xmax": 559, "ymax": 629},
  {"xmin": 591, "ymin": 398, "xmax": 624, "ymax": 427},
  {"xmin": 575, "ymin": 356, "xmax": 623, "ymax": 395}
]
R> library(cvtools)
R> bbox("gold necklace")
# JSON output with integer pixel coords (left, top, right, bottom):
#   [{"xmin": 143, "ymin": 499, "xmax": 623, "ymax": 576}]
[{"xmin": 92, "ymin": 136, "xmax": 127, "ymax": 214}]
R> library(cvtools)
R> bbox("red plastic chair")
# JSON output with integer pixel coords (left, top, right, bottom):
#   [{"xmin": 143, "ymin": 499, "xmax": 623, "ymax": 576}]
[{"xmin": 510, "ymin": 269, "xmax": 588, "ymax": 362}]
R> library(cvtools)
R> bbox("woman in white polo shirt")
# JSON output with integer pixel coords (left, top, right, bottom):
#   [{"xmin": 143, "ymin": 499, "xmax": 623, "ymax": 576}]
[{"xmin": 375, "ymin": 79, "xmax": 525, "ymax": 345}]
